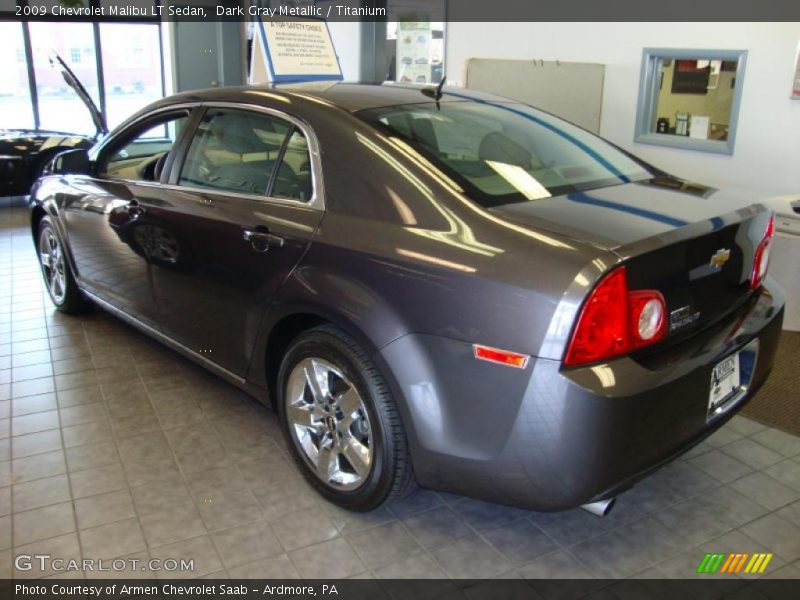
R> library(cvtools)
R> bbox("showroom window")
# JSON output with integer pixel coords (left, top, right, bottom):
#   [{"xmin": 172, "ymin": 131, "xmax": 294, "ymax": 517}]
[
  {"xmin": 634, "ymin": 48, "xmax": 748, "ymax": 155},
  {"xmin": 0, "ymin": 21, "xmax": 35, "ymax": 129},
  {"xmin": 100, "ymin": 23, "xmax": 165, "ymax": 131},
  {"xmin": 0, "ymin": 1, "xmax": 165, "ymax": 135},
  {"xmin": 29, "ymin": 22, "xmax": 101, "ymax": 135}
]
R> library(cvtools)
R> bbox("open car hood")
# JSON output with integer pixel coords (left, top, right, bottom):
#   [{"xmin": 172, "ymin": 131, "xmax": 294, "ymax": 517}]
[{"xmin": 49, "ymin": 53, "xmax": 108, "ymax": 136}]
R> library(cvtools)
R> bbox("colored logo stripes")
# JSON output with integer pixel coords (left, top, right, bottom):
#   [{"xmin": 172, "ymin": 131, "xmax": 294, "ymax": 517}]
[{"xmin": 696, "ymin": 552, "xmax": 773, "ymax": 574}]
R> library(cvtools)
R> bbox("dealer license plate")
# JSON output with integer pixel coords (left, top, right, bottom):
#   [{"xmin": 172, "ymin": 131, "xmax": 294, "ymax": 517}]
[{"xmin": 708, "ymin": 353, "xmax": 740, "ymax": 417}]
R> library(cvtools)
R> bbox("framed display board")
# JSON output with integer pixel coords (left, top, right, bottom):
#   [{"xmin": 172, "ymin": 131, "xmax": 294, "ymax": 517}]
[{"xmin": 251, "ymin": 18, "xmax": 343, "ymax": 84}]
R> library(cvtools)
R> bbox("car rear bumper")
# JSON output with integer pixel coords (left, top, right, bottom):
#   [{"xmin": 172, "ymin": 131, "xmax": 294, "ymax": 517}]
[{"xmin": 380, "ymin": 281, "xmax": 784, "ymax": 511}]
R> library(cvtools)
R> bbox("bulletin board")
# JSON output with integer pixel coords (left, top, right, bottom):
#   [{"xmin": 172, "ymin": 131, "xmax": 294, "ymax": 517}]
[{"xmin": 465, "ymin": 58, "xmax": 606, "ymax": 133}]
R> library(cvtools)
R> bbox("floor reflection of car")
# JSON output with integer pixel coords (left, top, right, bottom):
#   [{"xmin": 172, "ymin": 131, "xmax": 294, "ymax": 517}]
[
  {"xmin": 0, "ymin": 54, "xmax": 106, "ymax": 197},
  {"xmin": 30, "ymin": 82, "xmax": 784, "ymax": 517}
]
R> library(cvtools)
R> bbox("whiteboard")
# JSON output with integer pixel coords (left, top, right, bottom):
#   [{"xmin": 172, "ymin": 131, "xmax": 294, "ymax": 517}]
[{"xmin": 465, "ymin": 58, "xmax": 605, "ymax": 133}]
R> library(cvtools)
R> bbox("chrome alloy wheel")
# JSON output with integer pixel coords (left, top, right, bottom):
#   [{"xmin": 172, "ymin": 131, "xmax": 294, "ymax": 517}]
[
  {"xmin": 285, "ymin": 358, "xmax": 373, "ymax": 490},
  {"xmin": 39, "ymin": 227, "xmax": 67, "ymax": 304}
]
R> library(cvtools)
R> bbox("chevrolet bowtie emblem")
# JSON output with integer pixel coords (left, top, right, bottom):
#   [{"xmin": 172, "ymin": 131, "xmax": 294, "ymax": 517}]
[{"xmin": 710, "ymin": 248, "xmax": 731, "ymax": 268}]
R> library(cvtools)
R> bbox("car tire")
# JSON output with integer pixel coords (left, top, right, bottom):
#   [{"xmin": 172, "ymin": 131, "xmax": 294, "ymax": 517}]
[
  {"xmin": 277, "ymin": 325, "xmax": 415, "ymax": 511},
  {"xmin": 37, "ymin": 217, "xmax": 90, "ymax": 314}
]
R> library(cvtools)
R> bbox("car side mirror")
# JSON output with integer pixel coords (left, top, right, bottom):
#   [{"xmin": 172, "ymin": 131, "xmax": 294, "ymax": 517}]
[{"xmin": 50, "ymin": 148, "xmax": 91, "ymax": 176}]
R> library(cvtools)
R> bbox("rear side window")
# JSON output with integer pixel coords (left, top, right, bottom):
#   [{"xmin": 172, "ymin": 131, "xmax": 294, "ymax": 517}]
[
  {"xmin": 178, "ymin": 108, "xmax": 313, "ymax": 201},
  {"xmin": 271, "ymin": 130, "xmax": 312, "ymax": 201},
  {"xmin": 360, "ymin": 101, "xmax": 652, "ymax": 207}
]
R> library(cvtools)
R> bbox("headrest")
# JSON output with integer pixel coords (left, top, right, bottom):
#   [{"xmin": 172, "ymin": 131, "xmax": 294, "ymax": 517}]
[
  {"xmin": 478, "ymin": 131, "xmax": 532, "ymax": 167},
  {"xmin": 209, "ymin": 114, "xmax": 265, "ymax": 154},
  {"xmin": 410, "ymin": 118, "xmax": 439, "ymax": 150}
]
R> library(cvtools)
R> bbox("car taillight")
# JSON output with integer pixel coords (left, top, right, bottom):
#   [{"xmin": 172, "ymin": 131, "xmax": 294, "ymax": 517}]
[
  {"xmin": 564, "ymin": 266, "xmax": 666, "ymax": 367},
  {"xmin": 750, "ymin": 214, "xmax": 775, "ymax": 289}
]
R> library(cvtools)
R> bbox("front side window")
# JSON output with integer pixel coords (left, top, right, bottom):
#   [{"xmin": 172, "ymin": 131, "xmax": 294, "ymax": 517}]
[
  {"xmin": 179, "ymin": 108, "xmax": 312, "ymax": 200},
  {"xmin": 100, "ymin": 113, "xmax": 188, "ymax": 182},
  {"xmin": 360, "ymin": 101, "xmax": 651, "ymax": 207}
]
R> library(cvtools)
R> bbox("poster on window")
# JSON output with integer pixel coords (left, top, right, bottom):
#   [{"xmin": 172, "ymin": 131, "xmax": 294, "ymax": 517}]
[
  {"xmin": 792, "ymin": 42, "xmax": 800, "ymax": 100},
  {"xmin": 396, "ymin": 22, "xmax": 432, "ymax": 85}
]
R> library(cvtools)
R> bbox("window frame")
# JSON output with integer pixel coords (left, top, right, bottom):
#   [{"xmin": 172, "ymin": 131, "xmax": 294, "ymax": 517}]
[
  {"xmin": 634, "ymin": 48, "xmax": 748, "ymax": 156},
  {"xmin": 165, "ymin": 102, "xmax": 324, "ymax": 210}
]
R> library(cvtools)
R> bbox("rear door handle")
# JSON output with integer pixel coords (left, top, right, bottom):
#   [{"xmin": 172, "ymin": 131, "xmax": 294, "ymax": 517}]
[{"xmin": 243, "ymin": 228, "xmax": 284, "ymax": 252}]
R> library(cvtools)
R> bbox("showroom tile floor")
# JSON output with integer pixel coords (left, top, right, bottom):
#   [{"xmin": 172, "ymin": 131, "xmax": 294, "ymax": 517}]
[{"xmin": 2, "ymin": 205, "xmax": 800, "ymax": 581}]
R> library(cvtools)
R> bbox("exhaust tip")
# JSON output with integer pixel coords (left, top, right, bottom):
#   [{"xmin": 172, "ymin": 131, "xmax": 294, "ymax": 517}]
[{"xmin": 581, "ymin": 497, "xmax": 616, "ymax": 517}]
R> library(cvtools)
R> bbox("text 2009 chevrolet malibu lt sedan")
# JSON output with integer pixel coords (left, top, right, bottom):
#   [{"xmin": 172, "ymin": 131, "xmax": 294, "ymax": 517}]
[{"xmin": 30, "ymin": 83, "xmax": 783, "ymax": 515}]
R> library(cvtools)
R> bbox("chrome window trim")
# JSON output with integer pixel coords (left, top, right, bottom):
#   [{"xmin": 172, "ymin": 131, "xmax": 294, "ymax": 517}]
[
  {"xmin": 91, "ymin": 101, "xmax": 324, "ymax": 211},
  {"xmin": 189, "ymin": 102, "xmax": 324, "ymax": 211},
  {"xmin": 154, "ymin": 182, "xmax": 319, "ymax": 210}
]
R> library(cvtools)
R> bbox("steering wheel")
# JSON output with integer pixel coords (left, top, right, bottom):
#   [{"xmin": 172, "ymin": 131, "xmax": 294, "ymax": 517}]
[
  {"xmin": 152, "ymin": 153, "xmax": 169, "ymax": 181},
  {"xmin": 136, "ymin": 152, "xmax": 167, "ymax": 182}
]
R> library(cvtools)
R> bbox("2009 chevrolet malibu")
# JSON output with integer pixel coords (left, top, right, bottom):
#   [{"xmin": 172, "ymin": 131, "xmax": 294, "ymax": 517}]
[{"xmin": 30, "ymin": 82, "xmax": 783, "ymax": 514}]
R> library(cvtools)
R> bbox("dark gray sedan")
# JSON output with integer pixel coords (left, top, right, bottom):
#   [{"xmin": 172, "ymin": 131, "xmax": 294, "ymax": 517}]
[{"xmin": 29, "ymin": 83, "xmax": 783, "ymax": 515}]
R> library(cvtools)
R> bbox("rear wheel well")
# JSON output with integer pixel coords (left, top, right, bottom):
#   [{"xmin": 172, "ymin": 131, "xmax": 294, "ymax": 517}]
[{"xmin": 265, "ymin": 313, "xmax": 328, "ymax": 408}]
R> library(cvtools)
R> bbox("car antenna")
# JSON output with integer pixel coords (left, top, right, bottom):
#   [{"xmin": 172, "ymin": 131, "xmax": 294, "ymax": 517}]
[{"xmin": 421, "ymin": 76, "xmax": 446, "ymax": 110}]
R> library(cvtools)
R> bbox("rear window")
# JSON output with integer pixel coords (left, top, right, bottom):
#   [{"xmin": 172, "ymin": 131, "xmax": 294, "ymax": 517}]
[{"xmin": 359, "ymin": 100, "xmax": 652, "ymax": 207}]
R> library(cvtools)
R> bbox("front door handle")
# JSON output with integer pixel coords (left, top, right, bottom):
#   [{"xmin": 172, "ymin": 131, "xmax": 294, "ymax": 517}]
[
  {"xmin": 243, "ymin": 228, "xmax": 284, "ymax": 252},
  {"xmin": 127, "ymin": 200, "xmax": 145, "ymax": 219}
]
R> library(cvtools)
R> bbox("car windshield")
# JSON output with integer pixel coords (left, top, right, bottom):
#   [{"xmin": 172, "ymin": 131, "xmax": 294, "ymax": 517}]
[{"xmin": 359, "ymin": 99, "xmax": 653, "ymax": 207}]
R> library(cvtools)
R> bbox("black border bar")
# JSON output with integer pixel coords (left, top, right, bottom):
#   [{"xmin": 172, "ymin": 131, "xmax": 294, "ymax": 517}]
[
  {"xmin": 2, "ymin": 0, "xmax": 799, "ymax": 23},
  {"xmin": 7, "ymin": 578, "xmax": 800, "ymax": 599}
]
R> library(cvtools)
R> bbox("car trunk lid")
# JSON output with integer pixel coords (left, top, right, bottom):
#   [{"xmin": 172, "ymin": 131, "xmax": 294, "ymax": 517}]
[{"xmin": 493, "ymin": 177, "xmax": 773, "ymax": 339}]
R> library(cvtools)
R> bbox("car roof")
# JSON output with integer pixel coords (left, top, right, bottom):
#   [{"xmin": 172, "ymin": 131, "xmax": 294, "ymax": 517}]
[{"xmin": 156, "ymin": 82, "xmax": 512, "ymax": 113}]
